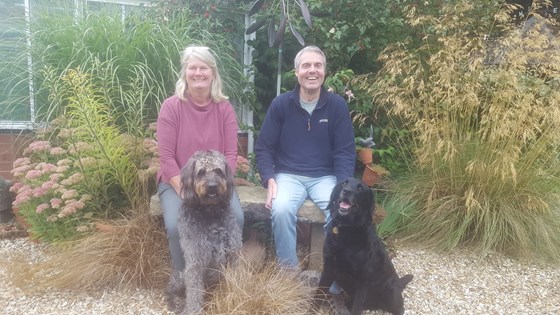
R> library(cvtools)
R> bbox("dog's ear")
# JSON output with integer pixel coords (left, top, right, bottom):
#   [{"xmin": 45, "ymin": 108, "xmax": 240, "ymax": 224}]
[
  {"xmin": 222, "ymin": 156, "xmax": 234, "ymax": 202},
  {"xmin": 327, "ymin": 181, "xmax": 344, "ymax": 211},
  {"xmin": 182, "ymin": 154, "xmax": 199, "ymax": 207},
  {"xmin": 357, "ymin": 182, "xmax": 375, "ymax": 215}
]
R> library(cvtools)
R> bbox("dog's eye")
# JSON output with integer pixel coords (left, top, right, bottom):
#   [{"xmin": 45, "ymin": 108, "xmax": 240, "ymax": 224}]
[{"xmin": 213, "ymin": 168, "xmax": 224, "ymax": 176}]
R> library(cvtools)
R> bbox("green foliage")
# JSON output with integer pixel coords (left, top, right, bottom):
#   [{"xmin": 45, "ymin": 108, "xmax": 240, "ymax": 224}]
[
  {"xmin": 325, "ymin": 69, "xmax": 409, "ymax": 172},
  {"xmin": 374, "ymin": 0, "xmax": 560, "ymax": 262},
  {"xmin": 0, "ymin": 4, "xmax": 29, "ymax": 121},
  {"xmin": 10, "ymin": 69, "xmax": 158, "ymax": 243},
  {"xmin": 3, "ymin": 1, "xmax": 253, "ymax": 124},
  {"xmin": 306, "ymin": 0, "xmax": 406, "ymax": 73},
  {"xmin": 245, "ymin": 0, "xmax": 314, "ymax": 47}
]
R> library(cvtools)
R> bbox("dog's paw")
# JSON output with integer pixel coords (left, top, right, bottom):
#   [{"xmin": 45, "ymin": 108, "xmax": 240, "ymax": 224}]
[
  {"xmin": 328, "ymin": 293, "xmax": 350, "ymax": 315},
  {"xmin": 165, "ymin": 292, "xmax": 184, "ymax": 314}
]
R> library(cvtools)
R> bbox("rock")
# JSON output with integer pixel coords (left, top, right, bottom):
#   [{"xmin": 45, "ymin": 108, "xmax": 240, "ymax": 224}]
[{"xmin": 0, "ymin": 178, "xmax": 14, "ymax": 224}]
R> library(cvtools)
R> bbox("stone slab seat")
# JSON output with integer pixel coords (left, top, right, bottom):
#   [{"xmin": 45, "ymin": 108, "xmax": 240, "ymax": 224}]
[{"xmin": 149, "ymin": 185, "xmax": 326, "ymax": 271}]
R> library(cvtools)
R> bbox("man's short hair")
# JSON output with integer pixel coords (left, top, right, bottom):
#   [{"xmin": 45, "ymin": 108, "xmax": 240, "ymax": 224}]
[{"xmin": 294, "ymin": 45, "xmax": 326, "ymax": 70}]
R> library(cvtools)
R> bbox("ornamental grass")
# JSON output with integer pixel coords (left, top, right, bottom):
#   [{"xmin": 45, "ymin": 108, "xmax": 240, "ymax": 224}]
[
  {"xmin": 6, "ymin": 210, "xmax": 171, "ymax": 292},
  {"xmin": 371, "ymin": 0, "xmax": 560, "ymax": 263}
]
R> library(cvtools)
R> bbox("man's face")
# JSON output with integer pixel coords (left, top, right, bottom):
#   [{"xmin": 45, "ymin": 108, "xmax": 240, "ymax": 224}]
[{"xmin": 295, "ymin": 51, "xmax": 325, "ymax": 93}]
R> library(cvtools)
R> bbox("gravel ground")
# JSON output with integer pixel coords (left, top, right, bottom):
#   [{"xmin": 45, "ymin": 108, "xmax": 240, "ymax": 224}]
[{"xmin": 1, "ymin": 237, "xmax": 559, "ymax": 315}]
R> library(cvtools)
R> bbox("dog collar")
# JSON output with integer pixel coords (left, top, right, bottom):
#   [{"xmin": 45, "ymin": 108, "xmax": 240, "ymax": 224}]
[{"xmin": 332, "ymin": 226, "xmax": 339, "ymax": 234}]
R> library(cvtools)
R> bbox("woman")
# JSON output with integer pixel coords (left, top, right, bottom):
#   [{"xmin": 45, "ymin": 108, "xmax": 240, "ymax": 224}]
[{"xmin": 156, "ymin": 46, "xmax": 244, "ymax": 272}]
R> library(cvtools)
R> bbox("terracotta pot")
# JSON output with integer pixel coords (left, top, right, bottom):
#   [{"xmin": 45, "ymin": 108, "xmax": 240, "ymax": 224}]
[
  {"xmin": 362, "ymin": 163, "xmax": 380, "ymax": 186},
  {"xmin": 356, "ymin": 148, "xmax": 373, "ymax": 164},
  {"xmin": 237, "ymin": 132, "xmax": 249, "ymax": 158}
]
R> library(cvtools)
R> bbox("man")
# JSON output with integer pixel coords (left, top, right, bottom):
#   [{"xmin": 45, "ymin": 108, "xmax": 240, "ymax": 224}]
[{"xmin": 255, "ymin": 45, "xmax": 356, "ymax": 268}]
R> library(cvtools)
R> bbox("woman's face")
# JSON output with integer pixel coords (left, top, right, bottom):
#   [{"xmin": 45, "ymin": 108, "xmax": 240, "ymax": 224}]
[{"xmin": 185, "ymin": 57, "xmax": 214, "ymax": 93}]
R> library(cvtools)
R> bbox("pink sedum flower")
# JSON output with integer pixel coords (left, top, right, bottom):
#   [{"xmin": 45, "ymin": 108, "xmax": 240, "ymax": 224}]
[
  {"xmin": 50, "ymin": 147, "xmax": 66, "ymax": 155},
  {"xmin": 56, "ymin": 165, "xmax": 70, "ymax": 173},
  {"xmin": 25, "ymin": 169, "xmax": 43, "ymax": 180},
  {"xmin": 57, "ymin": 159, "xmax": 73, "ymax": 166},
  {"xmin": 9, "ymin": 181, "xmax": 24, "ymax": 193},
  {"xmin": 58, "ymin": 199, "xmax": 85, "ymax": 218},
  {"xmin": 50, "ymin": 198, "xmax": 63, "ymax": 209},
  {"xmin": 36, "ymin": 203, "xmax": 50, "ymax": 214},
  {"xmin": 23, "ymin": 140, "xmax": 51, "ymax": 155},
  {"xmin": 49, "ymin": 173, "xmax": 65, "ymax": 182},
  {"xmin": 61, "ymin": 172, "xmax": 84, "ymax": 186},
  {"xmin": 13, "ymin": 157, "xmax": 32, "ymax": 168},
  {"xmin": 11, "ymin": 164, "xmax": 34, "ymax": 178},
  {"xmin": 41, "ymin": 180, "xmax": 59, "ymax": 191},
  {"xmin": 61, "ymin": 189, "xmax": 79, "ymax": 200}
]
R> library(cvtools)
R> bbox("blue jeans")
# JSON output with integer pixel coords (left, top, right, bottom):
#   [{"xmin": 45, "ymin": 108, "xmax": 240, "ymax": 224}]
[
  {"xmin": 157, "ymin": 182, "xmax": 245, "ymax": 272},
  {"xmin": 271, "ymin": 173, "xmax": 337, "ymax": 268}
]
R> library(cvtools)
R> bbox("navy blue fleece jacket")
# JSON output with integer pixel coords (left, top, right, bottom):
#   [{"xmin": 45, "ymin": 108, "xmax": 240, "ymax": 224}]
[{"xmin": 255, "ymin": 85, "xmax": 356, "ymax": 188}]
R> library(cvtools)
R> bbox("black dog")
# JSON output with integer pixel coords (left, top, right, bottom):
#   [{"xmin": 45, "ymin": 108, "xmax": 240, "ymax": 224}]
[{"xmin": 315, "ymin": 177, "xmax": 413, "ymax": 315}]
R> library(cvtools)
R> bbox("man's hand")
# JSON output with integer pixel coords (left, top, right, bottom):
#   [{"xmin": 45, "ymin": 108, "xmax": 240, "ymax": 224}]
[{"xmin": 265, "ymin": 178, "xmax": 277, "ymax": 210}]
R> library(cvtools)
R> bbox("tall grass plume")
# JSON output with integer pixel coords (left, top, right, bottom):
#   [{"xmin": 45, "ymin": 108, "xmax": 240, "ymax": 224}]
[{"xmin": 372, "ymin": 0, "xmax": 560, "ymax": 263}]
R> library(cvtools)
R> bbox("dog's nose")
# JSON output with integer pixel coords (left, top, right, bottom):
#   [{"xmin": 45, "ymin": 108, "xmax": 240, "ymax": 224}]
[{"xmin": 207, "ymin": 184, "xmax": 219, "ymax": 194}]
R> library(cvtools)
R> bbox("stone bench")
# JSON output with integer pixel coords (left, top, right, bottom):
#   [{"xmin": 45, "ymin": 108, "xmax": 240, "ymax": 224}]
[{"xmin": 149, "ymin": 185, "xmax": 326, "ymax": 271}]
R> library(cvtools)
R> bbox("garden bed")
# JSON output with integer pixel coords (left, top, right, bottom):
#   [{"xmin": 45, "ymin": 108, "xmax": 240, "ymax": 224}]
[{"xmin": 1, "ymin": 237, "xmax": 558, "ymax": 314}]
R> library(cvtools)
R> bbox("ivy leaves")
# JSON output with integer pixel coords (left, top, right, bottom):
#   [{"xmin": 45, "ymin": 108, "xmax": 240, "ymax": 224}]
[{"xmin": 245, "ymin": 0, "xmax": 313, "ymax": 47}]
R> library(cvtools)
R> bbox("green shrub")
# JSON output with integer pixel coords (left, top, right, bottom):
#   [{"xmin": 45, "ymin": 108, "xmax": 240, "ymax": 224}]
[{"xmin": 374, "ymin": 1, "xmax": 560, "ymax": 262}]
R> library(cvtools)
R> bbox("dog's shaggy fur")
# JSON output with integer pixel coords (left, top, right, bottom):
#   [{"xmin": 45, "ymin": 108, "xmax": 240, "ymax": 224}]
[
  {"xmin": 165, "ymin": 150, "xmax": 242, "ymax": 315},
  {"xmin": 315, "ymin": 178, "xmax": 413, "ymax": 315}
]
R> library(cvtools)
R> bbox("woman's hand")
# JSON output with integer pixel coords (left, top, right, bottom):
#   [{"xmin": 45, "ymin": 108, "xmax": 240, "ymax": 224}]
[
  {"xmin": 265, "ymin": 178, "xmax": 277, "ymax": 210},
  {"xmin": 169, "ymin": 175, "xmax": 182, "ymax": 198}
]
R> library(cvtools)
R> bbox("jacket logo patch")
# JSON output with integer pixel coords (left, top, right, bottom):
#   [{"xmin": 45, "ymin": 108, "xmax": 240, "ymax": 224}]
[{"xmin": 319, "ymin": 119, "xmax": 328, "ymax": 123}]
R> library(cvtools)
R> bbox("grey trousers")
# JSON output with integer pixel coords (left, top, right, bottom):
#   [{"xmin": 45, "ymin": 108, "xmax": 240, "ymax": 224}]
[{"xmin": 157, "ymin": 182, "xmax": 245, "ymax": 271}]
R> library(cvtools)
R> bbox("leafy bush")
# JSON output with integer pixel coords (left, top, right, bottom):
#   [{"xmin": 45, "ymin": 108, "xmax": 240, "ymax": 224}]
[
  {"xmin": 10, "ymin": 69, "xmax": 158, "ymax": 243},
  {"xmin": 374, "ymin": 1, "xmax": 560, "ymax": 262},
  {"xmin": 306, "ymin": 0, "xmax": 407, "ymax": 73}
]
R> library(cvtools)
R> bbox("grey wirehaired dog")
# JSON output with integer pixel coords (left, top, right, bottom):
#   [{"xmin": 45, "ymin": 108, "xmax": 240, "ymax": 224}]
[{"xmin": 165, "ymin": 150, "xmax": 242, "ymax": 315}]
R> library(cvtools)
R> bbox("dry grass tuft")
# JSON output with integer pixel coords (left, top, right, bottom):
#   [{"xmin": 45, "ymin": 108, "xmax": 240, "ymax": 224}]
[
  {"xmin": 7, "ymin": 211, "xmax": 171, "ymax": 293},
  {"xmin": 205, "ymin": 252, "xmax": 328, "ymax": 315}
]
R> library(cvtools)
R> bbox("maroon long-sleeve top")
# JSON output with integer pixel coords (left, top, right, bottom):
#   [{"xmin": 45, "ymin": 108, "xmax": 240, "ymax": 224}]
[{"xmin": 156, "ymin": 95, "xmax": 238, "ymax": 184}]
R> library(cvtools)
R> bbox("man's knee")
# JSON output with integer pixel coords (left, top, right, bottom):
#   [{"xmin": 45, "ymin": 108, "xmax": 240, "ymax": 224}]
[{"xmin": 271, "ymin": 199, "xmax": 298, "ymax": 219}]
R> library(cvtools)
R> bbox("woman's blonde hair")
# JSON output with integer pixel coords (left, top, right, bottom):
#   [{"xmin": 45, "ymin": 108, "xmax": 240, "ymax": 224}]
[{"xmin": 175, "ymin": 46, "xmax": 228, "ymax": 102}]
